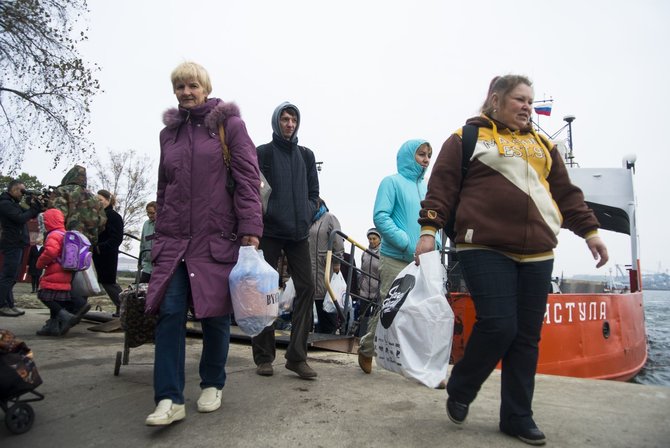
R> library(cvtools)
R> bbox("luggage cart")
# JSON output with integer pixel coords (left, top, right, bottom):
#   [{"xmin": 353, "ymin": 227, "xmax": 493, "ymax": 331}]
[
  {"xmin": 113, "ymin": 281, "xmax": 155, "ymax": 376},
  {"xmin": 113, "ymin": 235, "xmax": 156, "ymax": 376},
  {"xmin": 323, "ymin": 230, "xmax": 380, "ymax": 342}
]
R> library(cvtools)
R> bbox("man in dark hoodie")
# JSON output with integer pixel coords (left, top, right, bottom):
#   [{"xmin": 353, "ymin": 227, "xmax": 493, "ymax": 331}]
[
  {"xmin": 49, "ymin": 165, "xmax": 107, "ymax": 318},
  {"xmin": 0, "ymin": 179, "xmax": 41, "ymax": 316},
  {"xmin": 254, "ymin": 102, "xmax": 320, "ymax": 379}
]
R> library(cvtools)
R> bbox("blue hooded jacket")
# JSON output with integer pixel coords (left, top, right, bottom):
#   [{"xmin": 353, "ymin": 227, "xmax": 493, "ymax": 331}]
[{"xmin": 373, "ymin": 139, "xmax": 429, "ymax": 263}]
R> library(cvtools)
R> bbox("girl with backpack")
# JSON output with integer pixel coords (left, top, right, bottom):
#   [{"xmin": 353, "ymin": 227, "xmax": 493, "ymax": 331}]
[{"xmin": 35, "ymin": 209, "xmax": 80, "ymax": 336}]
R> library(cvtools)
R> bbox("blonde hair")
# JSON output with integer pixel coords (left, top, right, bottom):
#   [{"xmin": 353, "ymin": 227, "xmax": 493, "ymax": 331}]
[
  {"xmin": 481, "ymin": 75, "xmax": 533, "ymax": 117},
  {"xmin": 170, "ymin": 61, "xmax": 212, "ymax": 95}
]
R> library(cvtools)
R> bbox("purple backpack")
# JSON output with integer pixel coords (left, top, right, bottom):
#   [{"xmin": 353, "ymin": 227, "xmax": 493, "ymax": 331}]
[{"xmin": 55, "ymin": 230, "xmax": 92, "ymax": 271}]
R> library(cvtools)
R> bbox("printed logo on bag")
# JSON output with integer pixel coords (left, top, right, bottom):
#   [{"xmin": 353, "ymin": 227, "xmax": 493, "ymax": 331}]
[
  {"xmin": 379, "ymin": 274, "xmax": 416, "ymax": 329},
  {"xmin": 266, "ymin": 291, "xmax": 279, "ymax": 305}
]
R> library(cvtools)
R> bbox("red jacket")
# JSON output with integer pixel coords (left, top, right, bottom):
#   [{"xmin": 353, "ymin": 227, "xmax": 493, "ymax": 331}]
[{"xmin": 37, "ymin": 209, "xmax": 72, "ymax": 291}]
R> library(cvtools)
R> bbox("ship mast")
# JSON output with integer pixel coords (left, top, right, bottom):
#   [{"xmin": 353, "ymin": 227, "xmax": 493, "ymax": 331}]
[
  {"xmin": 530, "ymin": 98, "xmax": 578, "ymax": 167},
  {"xmin": 563, "ymin": 115, "xmax": 576, "ymax": 167}
]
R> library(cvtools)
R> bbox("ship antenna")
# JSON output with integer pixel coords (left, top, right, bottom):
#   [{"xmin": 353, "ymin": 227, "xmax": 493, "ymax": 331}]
[
  {"xmin": 530, "ymin": 99, "xmax": 578, "ymax": 167},
  {"xmin": 563, "ymin": 115, "xmax": 576, "ymax": 167}
]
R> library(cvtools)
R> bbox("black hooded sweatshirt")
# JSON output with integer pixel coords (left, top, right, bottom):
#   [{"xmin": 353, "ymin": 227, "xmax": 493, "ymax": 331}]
[{"xmin": 257, "ymin": 102, "xmax": 320, "ymax": 241}]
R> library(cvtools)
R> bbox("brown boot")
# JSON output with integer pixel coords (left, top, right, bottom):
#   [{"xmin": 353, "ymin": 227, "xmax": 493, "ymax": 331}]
[
  {"xmin": 256, "ymin": 363, "xmax": 274, "ymax": 376},
  {"xmin": 285, "ymin": 360, "xmax": 317, "ymax": 379},
  {"xmin": 358, "ymin": 352, "xmax": 372, "ymax": 374}
]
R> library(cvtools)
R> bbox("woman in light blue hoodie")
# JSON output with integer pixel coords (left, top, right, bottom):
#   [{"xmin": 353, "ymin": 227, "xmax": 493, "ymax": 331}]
[{"xmin": 357, "ymin": 139, "xmax": 432, "ymax": 374}]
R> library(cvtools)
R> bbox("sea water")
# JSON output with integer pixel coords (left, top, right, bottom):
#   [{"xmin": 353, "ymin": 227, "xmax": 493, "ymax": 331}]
[{"xmin": 632, "ymin": 290, "xmax": 670, "ymax": 386}]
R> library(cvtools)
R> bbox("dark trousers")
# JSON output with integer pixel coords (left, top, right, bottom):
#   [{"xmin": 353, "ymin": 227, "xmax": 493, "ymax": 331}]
[
  {"xmin": 31, "ymin": 273, "xmax": 41, "ymax": 292},
  {"xmin": 67, "ymin": 279, "xmax": 89, "ymax": 314},
  {"xmin": 0, "ymin": 247, "xmax": 23, "ymax": 308},
  {"xmin": 100, "ymin": 283, "xmax": 122, "ymax": 307},
  {"xmin": 446, "ymin": 250, "xmax": 553, "ymax": 429},
  {"xmin": 40, "ymin": 295, "xmax": 87, "ymax": 317},
  {"xmin": 252, "ymin": 237, "xmax": 315, "ymax": 364},
  {"xmin": 314, "ymin": 299, "xmax": 337, "ymax": 334}
]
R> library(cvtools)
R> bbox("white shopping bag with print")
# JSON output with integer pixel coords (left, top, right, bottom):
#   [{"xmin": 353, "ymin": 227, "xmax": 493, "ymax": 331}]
[
  {"xmin": 374, "ymin": 250, "xmax": 454, "ymax": 388},
  {"xmin": 229, "ymin": 246, "xmax": 280, "ymax": 337}
]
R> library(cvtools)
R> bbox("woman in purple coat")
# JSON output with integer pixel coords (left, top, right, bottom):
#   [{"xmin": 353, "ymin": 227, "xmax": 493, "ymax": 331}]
[{"xmin": 144, "ymin": 62, "xmax": 263, "ymax": 426}]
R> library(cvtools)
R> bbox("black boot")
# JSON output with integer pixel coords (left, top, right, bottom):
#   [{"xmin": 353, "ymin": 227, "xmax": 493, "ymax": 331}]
[
  {"xmin": 36, "ymin": 319, "xmax": 63, "ymax": 337},
  {"xmin": 56, "ymin": 309, "xmax": 76, "ymax": 335},
  {"xmin": 71, "ymin": 303, "xmax": 92, "ymax": 326}
]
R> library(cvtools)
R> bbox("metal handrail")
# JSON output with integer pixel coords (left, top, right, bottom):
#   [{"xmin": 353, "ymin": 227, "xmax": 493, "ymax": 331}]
[
  {"xmin": 119, "ymin": 232, "xmax": 142, "ymax": 261},
  {"xmin": 324, "ymin": 229, "xmax": 380, "ymax": 335}
]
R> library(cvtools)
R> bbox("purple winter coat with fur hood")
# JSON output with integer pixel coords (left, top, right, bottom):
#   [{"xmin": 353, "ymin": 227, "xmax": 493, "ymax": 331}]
[{"xmin": 145, "ymin": 98, "xmax": 263, "ymax": 318}]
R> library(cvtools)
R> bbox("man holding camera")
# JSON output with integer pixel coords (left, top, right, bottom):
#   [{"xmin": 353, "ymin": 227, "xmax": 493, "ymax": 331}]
[{"xmin": 0, "ymin": 179, "xmax": 41, "ymax": 317}]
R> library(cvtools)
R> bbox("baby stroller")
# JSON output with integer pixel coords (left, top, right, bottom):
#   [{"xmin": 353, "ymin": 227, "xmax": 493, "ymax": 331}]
[{"xmin": 0, "ymin": 329, "xmax": 44, "ymax": 435}]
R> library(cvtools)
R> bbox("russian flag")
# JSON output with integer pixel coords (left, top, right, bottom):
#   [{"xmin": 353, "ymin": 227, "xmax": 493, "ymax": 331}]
[{"xmin": 534, "ymin": 103, "xmax": 552, "ymax": 116}]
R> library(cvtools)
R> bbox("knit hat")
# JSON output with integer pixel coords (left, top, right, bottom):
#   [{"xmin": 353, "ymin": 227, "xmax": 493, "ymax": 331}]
[{"xmin": 366, "ymin": 228, "xmax": 381, "ymax": 239}]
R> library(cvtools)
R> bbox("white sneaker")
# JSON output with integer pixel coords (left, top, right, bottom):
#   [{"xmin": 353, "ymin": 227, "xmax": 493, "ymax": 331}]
[
  {"xmin": 145, "ymin": 399, "xmax": 185, "ymax": 426},
  {"xmin": 197, "ymin": 387, "xmax": 222, "ymax": 413}
]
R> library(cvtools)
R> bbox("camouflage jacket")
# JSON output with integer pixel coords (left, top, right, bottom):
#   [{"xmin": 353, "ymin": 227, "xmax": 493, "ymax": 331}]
[{"xmin": 49, "ymin": 165, "xmax": 107, "ymax": 245}]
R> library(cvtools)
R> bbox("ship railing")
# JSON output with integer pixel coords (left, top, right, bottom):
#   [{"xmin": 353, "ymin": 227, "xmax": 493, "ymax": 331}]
[{"xmin": 324, "ymin": 230, "xmax": 380, "ymax": 336}]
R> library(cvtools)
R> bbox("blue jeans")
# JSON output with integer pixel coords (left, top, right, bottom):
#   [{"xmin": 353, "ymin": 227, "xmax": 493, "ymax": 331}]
[
  {"xmin": 0, "ymin": 247, "xmax": 23, "ymax": 308},
  {"xmin": 153, "ymin": 263, "xmax": 231, "ymax": 404},
  {"xmin": 446, "ymin": 250, "xmax": 553, "ymax": 429}
]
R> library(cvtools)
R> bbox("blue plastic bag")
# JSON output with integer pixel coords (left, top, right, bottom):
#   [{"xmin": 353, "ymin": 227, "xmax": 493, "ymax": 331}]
[{"xmin": 229, "ymin": 247, "xmax": 280, "ymax": 336}]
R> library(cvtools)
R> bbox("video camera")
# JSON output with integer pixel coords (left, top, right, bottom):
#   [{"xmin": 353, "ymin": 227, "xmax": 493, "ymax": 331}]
[{"xmin": 21, "ymin": 186, "xmax": 56, "ymax": 211}]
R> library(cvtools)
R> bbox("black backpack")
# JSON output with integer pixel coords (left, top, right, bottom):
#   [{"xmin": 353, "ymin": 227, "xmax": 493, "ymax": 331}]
[{"xmin": 443, "ymin": 124, "xmax": 478, "ymax": 241}]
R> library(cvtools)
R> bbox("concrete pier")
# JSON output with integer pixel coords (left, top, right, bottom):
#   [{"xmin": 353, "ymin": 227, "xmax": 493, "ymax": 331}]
[{"xmin": 1, "ymin": 309, "xmax": 668, "ymax": 447}]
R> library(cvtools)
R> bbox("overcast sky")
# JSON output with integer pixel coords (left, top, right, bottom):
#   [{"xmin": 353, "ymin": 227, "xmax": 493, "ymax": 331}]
[{"xmin": 20, "ymin": 0, "xmax": 670, "ymax": 277}]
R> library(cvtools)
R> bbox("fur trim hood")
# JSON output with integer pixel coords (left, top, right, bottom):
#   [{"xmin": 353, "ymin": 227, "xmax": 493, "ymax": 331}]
[{"xmin": 162, "ymin": 98, "xmax": 241, "ymax": 132}]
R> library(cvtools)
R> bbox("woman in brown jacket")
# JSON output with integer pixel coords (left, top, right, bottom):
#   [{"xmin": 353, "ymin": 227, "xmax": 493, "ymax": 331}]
[{"xmin": 415, "ymin": 75, "xmax": 608, "ymax": 446}]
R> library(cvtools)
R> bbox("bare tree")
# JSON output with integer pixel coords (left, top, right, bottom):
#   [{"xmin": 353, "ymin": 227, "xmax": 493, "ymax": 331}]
[
  {"xmin": 90, "ymin": 149, "xmax": 155, "ymax": 251},
  {"xmin": 0, "ymin": 0, "xmax": 101, "ymax": 173}
]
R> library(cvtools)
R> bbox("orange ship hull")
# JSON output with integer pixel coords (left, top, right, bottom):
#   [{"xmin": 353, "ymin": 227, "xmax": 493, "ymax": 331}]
[{"xmin": 448, "ymin": 291, "xmax": 648, "ymax": 381}]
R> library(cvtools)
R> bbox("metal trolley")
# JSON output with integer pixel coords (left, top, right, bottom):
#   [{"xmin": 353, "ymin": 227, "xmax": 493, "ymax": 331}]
[
  {"xmin": 324, "ymin": 230, "xmax": 381, "ymax": 338},
  {"xmin": 113, "ymin": 235, "xmax": 156, "ymax": 376}
]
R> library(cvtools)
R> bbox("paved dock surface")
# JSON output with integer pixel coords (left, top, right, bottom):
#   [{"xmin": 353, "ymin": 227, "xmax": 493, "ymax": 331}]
[{"xmin": 1, "ymin": 309, "xmax": 669, "ymax": 447}]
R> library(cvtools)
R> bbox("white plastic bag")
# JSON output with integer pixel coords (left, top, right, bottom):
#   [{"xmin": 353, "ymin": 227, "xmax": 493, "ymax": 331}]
[
  {"xmin": 278, "ymin": 277, "xmax": 296, "ymax": 314},
  {"xmin": 323, "ymin": 271, "xmax": 347, "ymax": 314},
  {"xmin": 374, "ymin": 250, "xmax": 454, "ymax": 388},
  {"xmin": 229, "ymin": 246, "xmax": 280, "ymax": 337},
  {"xmin": 71, "ymin": 263, "xmax": 101, "ymax": 297}
]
